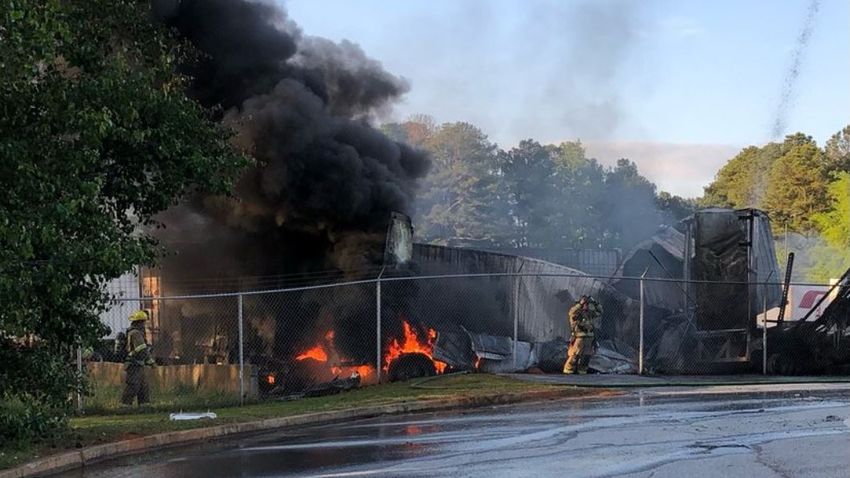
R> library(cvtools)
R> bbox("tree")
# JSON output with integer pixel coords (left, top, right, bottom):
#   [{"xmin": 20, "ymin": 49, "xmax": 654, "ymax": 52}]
[
  {"xmin": 763, "ymin": 136, "xmax": 831, "ymax": 232},
  {"xmin": 825, "ymin": 125, "xmax": 850, "ymax": 173},
  {"xmin": 381, "ymin": 115, "xmax": 435, "ymax": 148},
  {"xmin": 413, "ymin": 122, "xmax": 508, "ymax": 245},
  {"xmin": 1, "ymin": 0, "xmax": 245, "ymax": 438},
  {"xmin": 548, "ymin": 141, "xmax": 606, "ymax": 248},
  {"xmin": 596, "ymin": 159, "xmax": 663, "ymax": 250},
  {"xmin": 701, "ymin": 143, "xmax": 782, "ymax": 208},
  {"xmin": 809, "ymin": 173, "xmax": 850, "ymax": 281},
  {"xmin": 499, "ymin": 140, "xmax": 559, "ymax": 248},
  {"xmin": 656, "ymin": 192, "xmax": 697, "ymax": 226}
]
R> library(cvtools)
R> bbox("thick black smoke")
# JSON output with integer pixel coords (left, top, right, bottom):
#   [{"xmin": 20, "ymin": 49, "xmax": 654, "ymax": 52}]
[{"xmin": 152, "ymin": 0, "xmax": 430, "ymax": 288}]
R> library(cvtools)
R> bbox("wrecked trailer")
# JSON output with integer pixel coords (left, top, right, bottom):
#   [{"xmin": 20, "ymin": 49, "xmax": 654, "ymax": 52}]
[
  {"xmin": 611, "ymin": 209, "xmax": 784, "ymax": 373},
  {"xmin": 681, "ymin": 208, "xmax": 782, "ymax": 369},
  {"xmin": 766, "ymin": 269, "xmax": 850, "ymax": 375}
]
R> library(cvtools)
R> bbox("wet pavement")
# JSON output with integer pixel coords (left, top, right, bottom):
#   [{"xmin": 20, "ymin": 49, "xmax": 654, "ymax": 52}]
[
  {"xmin": 511, "ymin": 373, "xmax": 850, "ymax": 388},
  {"xmin": 54, "ymin": 384, "xmax": 850, "ymax": 478}
]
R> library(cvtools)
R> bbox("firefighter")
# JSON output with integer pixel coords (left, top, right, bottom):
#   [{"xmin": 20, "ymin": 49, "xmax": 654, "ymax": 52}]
[
  {"xmin": 121, "ymin": 310, "xmax": 155, "ymax": 406},
  {"xmin": 563, "ymin": 295, "xmax": 602, "ymax": 374}
]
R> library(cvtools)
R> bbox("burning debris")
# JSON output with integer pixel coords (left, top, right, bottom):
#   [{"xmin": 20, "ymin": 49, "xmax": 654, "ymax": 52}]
[
  {"xmin": 383, "ymin": 320, "xmax": 447, "ymax": 375},
  {"xmin": 144, "ymin": 0, "xmax": 439, "ymax": 392},
  {"xmin": 293, "ymin": 330, "xmax": 376, "ymax": 384}
]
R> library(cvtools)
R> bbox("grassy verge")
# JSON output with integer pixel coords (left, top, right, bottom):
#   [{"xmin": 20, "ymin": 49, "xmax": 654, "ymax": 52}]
[
  {"xmin": 0, "ymin": 373, "xmax": 597, "ymax": 471},
  {"xmin": 83, "ymin": 383, "xmax": 239, "ymax": 414}
]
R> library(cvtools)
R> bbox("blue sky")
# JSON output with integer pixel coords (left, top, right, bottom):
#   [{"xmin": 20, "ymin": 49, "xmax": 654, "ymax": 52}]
[{"xmin": 283, "ymin": 0, "xmax": 848, "ymax": 197}]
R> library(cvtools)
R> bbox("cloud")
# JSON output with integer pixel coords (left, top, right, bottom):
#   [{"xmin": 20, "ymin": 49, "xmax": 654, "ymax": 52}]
[{"xmin": 583, "ymin": 141, "xmax": 740, "ymax": 198}]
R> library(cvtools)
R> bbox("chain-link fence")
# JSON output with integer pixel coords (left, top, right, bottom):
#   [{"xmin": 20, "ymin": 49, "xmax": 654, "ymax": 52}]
[{"xmin": 81, "ymin": 272, "xmax": 850, "ymax": 413}]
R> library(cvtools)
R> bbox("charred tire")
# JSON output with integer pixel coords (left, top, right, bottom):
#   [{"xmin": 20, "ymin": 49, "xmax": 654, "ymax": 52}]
[{"xmin": 387, "ymin": 352, "xmax": 437, "ymax": 382}]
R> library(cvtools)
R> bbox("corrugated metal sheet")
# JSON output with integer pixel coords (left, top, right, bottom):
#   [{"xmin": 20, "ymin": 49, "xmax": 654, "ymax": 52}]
[
  {"xmin": 614, "ymin": 226, "xmax": 686, "ymax": 312},
  {"xmin": 752, "ymin": 211, "xmax": 782, "ymax": 309},
  {"xmin": 412, "ymin": 244, "xmax": 640, "ymax": 345},
  {"xmin": 443, "ymin": 240, "xmax": 622, "ymax": 277}
]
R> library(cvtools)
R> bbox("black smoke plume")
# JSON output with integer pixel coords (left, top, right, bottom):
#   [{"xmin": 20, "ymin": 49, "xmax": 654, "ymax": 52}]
[
  {"xmin": 151, "ymin": 0, "xmax": 430, "ymax": 289},
  {"xmin": 146, "ymin": 1, "xmax": 431, "ymax": 374},
  {"xmin": 770, "ymin": 0, "xmax": 820, "ymax": 139}
]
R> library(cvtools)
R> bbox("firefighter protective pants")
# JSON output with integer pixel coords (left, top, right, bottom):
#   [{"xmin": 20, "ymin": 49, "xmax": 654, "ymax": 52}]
[
  {"xmin": 122, "ymin": 365, "xmax": 150, "ymax": 405},
  {"xmin": 563, "ymin": 336, "xmax": 593, "ymax": 374}
]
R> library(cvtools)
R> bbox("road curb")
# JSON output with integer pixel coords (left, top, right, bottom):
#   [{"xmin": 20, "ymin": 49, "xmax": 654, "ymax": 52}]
[
  {"xmin": 1, "ymin": 388, "xmax": 584, "ymax": 478},
  {"xmin": 528, "ymin": 377, "xmax": 850, "ymax": 388}
]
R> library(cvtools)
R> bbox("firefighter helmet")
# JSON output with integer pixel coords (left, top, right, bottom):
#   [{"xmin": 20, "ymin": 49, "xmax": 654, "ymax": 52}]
[{"xmin": 128, "ymin": 310, "xmax": 149, "ymax": 322}]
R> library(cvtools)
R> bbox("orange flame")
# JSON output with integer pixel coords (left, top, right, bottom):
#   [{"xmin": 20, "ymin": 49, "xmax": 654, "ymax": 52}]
[
  {"xmin": 295, "ymin": 345, "xmax": 328, "ymax": 362},
  {"xmin": 383, "ymin": 320, "xmax": 447, "ymax": 374},
  {"xmin": 294, "ymin": 331, "xmax": 377, "ymax": 384}
]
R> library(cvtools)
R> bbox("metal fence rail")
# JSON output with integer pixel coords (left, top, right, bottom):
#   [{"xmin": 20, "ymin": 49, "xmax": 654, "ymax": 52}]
[{"xmin": 80, "ymin": 272, "xmax": 849, "ymax": 412}]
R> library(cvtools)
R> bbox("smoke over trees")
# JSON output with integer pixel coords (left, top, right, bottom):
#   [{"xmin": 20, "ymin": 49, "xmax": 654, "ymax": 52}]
[{"xmin": 385, "ymin": 117, "xmax": 693, "ymax": 253}]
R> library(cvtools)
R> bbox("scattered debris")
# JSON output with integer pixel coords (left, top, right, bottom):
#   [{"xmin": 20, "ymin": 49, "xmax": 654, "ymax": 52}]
[
  {"xmin": 303, "ymin": 373, "xmax": 362, "ymax": 397},
  {"xmin": 432, "ymin": 327, "xmax": 638, "ymax": 374},
  {"xmin": 169, "ymin": 411, "xmax": 217, "ymax": 421}
]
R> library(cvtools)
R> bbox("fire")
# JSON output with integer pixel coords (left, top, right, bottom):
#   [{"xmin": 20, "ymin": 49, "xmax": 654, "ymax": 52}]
[
  {"xmin": 295, "ymin": 345, "xmax": 328, "ymax": 362},
  {"xmin": 383, "ymin": 320, "xmax": 447, "ymax": 374},
  {"xmin": 294, "ymin": 331, "xmax": 377, "ymax": 383},
  {"xmin": 355, "ymin": 365, "xmax": 374, "ymax": 378}
]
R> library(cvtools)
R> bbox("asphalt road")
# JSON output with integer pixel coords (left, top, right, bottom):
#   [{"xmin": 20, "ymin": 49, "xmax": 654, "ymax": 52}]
[{"xmin": 55, "ymin": 383, "xmax": 850, "ymax": 478}]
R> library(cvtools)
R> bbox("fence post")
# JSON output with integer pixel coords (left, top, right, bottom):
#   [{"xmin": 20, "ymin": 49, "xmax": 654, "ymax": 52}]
[
  {"xmin": 76, "ymin": 346, "xmax": 83, "ymax": 413},
  {"xmin": 639, "ymin": 274, "xmax": 645, "ymax": 375},
  {"xmin": 376, "ymin": 279, "xmax": 382, "ymax": 383},
  {"xmin": 762, "ymin": 286, "xmax": 768, "ymax": 375},
  {"xmin": 512, "ymin": 275, "xmax": 519, "ymax": 369},
  {"xmin": 238, "ymin": 294, "xmax": 244, "ymax": 405}
]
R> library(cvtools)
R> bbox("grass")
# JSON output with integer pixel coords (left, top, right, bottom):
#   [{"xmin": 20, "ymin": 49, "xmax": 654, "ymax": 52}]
[
  {"xmin": 0, "ymin": 373, "xmax": 596, "ymax": 471},
  {"xmin": 83, "ymin": 383, "xmax": 240, "ymax": 414}
]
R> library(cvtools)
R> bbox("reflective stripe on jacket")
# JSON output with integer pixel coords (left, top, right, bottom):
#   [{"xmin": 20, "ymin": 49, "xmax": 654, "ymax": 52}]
[{"xmin": 125, "ymin": 328, "xmax": 150, "ymax": 366}]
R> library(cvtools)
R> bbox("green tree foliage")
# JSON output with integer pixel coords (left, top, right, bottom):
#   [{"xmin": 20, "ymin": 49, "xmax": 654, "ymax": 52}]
[
  {"xmin": 413, "ymin": 122, "xmax": 509, "ymax": 244},
  {"xmin": 499, "ymin": 140, "xmax": 560, "ymax": 248},
  {"xmin": 763, "ymin": 135, "xmax": 831, "ymax": 232},
  {"xmin": 0, "ymin": 0, "xmax": 245, "ymax": 435},
  {"xmin": 825, "ymin": 125, "xmax": 850, "ymax": 173},
  {"xmin": 701, "ymin": 144, "xmax": 782, "ymax": 208},
  {"xmin": 703, "ymin": 133, "xmax": 833, "ymax": 233},
  {"xmin": 809, "ymin": 173, "xmax": 850, "ymax": 281},
  {"xmin": 548, "ymin": 141, "xmax": 606, "ymax": 247}
]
